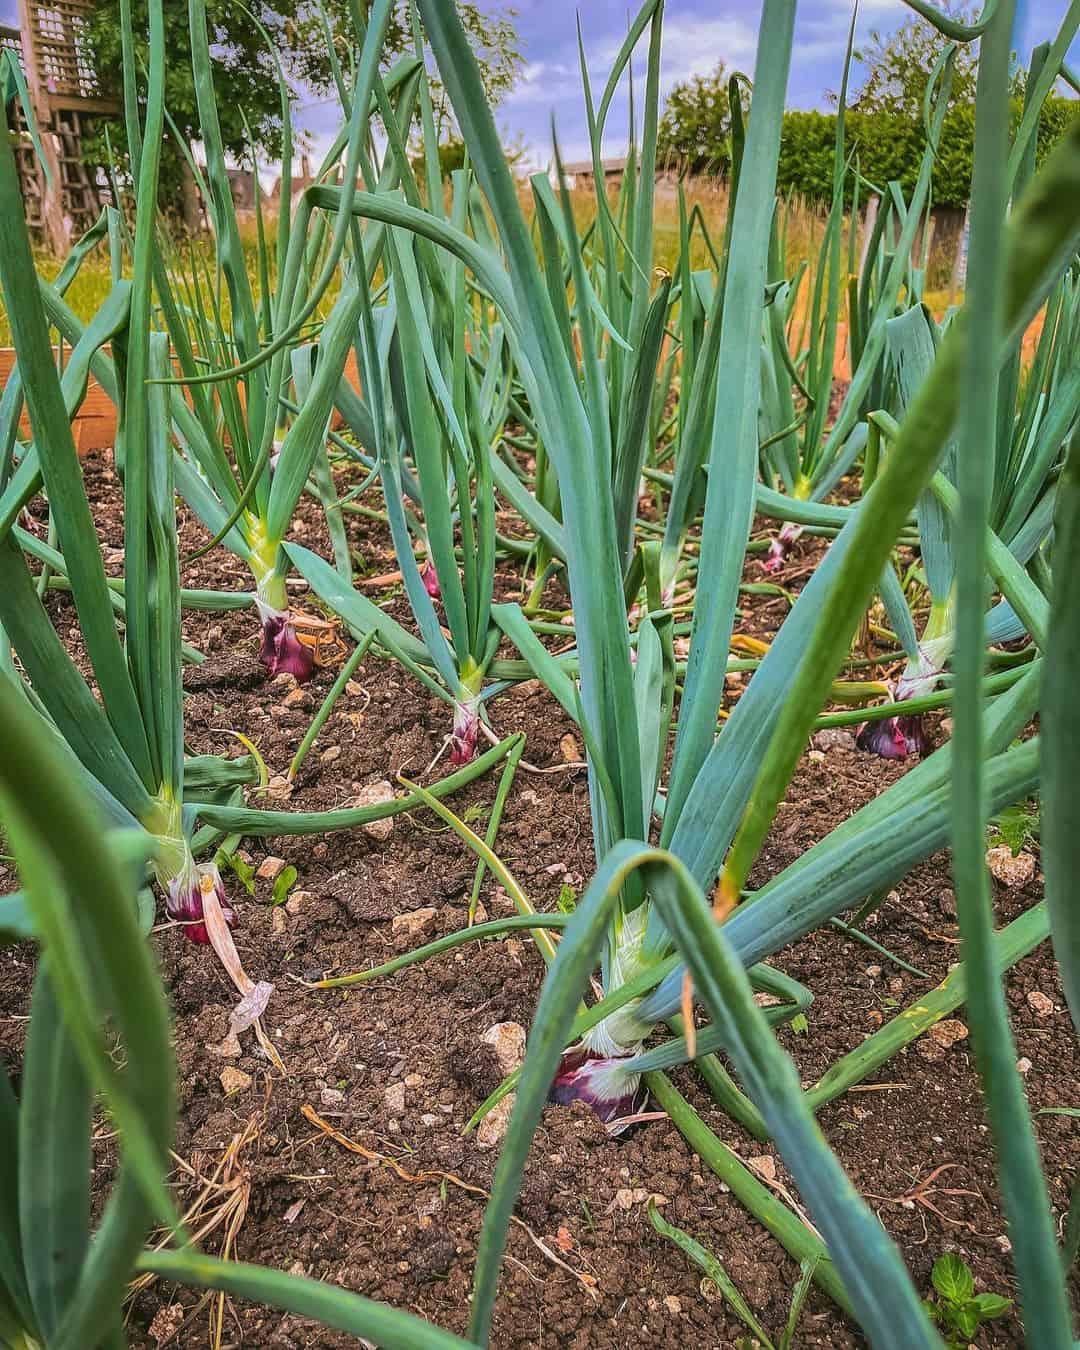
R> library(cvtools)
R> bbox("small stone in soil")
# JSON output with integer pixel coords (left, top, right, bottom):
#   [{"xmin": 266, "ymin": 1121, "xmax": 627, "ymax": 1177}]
[
  {"xmin": 749, "ymin": 1155, "xmax": 776, "ymax": 1182},
  {"xmin": 927, "ymin": 1019, "xmax": 968, "ymax": 1049},
  {"xmin": 347, "ymin": 779, "xmax": 397, "ymax": 840},
  {"xmin": 257, "ymin": 855, "xmax": 287, "ymax": 880},
  {"xmin": 285, "ymin": 890, "xmax": 312, "ymax": 915},
  {"xmin": 392, "ymin": 908, "xmax": 436, "ymax": 939},
  {"xmin": 220, "ymin": 1067, "xmax": 252, "ymax": 1095},
  {"xmin": 384, "ymin": 1081, "xmax": 406, "ymax": 1116},
  {"xmin": 1027, "ymin": 990, "xmax": 1055, "ymax": 1017},
  {"xmin": 207, "ymin": 1031, "xmax": 241, "ymax": 1058},
  {"xmin": 985, "ymin": 845, "xmax": 1036, "ymax": 888},
  {"xmin": 481, "ymin": 1021, "xmax": 526, "ymax": 1076},
  {"xmin": 476, "ymin": 1094, "xmax": 514, "ymax": 1149},
  {"xmin": 813, "ymin": 728, "xmax": 857, "ymax": 752},
  {"xmin": 148, "ymin": 1304, "xmax": 184, "ymax": 1344}
]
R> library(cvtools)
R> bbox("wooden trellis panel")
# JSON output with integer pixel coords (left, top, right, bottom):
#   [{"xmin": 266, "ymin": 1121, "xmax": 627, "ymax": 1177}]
[
  {"xmin": 24, "ymin": 0, "xmax": 99, "ymax": 105},
  {"xmin": 7, "ymin": 0, "xmax": 116, "ymax": 249}
]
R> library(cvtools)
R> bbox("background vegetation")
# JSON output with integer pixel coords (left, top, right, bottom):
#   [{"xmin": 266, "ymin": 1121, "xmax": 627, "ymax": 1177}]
[{"xmin": 657, "ymin": 13, "xmax": 1080, "ymax": 207}]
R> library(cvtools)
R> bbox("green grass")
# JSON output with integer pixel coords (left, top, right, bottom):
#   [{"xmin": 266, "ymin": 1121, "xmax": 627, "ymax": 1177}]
[{"xmin": 3, "ymin": 184, "xmax": 851, "ymax": 347}]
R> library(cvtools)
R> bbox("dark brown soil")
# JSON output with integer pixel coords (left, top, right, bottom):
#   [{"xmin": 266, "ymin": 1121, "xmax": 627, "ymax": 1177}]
[{"xmin": 0, "ymin": 452, "xmax": 1076, "ymax": 1349}]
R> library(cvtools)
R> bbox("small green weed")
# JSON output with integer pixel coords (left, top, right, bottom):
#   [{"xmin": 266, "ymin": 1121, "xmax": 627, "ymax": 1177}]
[{"xmin": 923, "ymin": 1253, "xmax": 1011, "ymax": 1347}]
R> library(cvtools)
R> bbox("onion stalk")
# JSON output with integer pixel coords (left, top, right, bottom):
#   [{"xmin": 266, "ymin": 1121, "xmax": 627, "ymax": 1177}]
[
  {"xmin": 295, "ymin": 163, "xmax": 508, "ymax": 757},
  {"xmin": 149, "ymin": 3, "xmax": 416, "ymax": 681},
  {"xmin": 550, "ymin": 907, "xmax": 654, "ymax": 1127}
]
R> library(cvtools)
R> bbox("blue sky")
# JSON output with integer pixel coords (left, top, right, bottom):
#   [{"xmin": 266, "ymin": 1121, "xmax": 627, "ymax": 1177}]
[
  {"xmin": 5, "ymin": 0, "xmax": 1075, "ymax": 171},
  {"xmin": 464, "ymin": 0, "xmax": 1074, "ymax": 167}
]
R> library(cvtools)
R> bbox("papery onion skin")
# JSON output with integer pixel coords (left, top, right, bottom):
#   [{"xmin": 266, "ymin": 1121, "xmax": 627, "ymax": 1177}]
[
  {"xmin": 549, "ymin": 1044, "xmax": 649, "ymax": 1135},
  {"xmin": 257, "ymin": 601, "xmax": 314, "ymax": 682},
  {"xmin": 166, "ymin": 867, "xmax": 236, "ymax": 945},
  {"xmin": 420, "ymin": 561, "xmax": 442, "ymax": 599},
  {"xmin": 449, "ymin": 696, "xmax": 481, "ymax": 766},
  {"xmin": 762, "ymin": 522, "xmax": 803, "ymax": 576}
]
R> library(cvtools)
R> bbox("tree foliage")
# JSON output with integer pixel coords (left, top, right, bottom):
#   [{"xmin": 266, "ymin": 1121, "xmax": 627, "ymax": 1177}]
[
  {"xmin": 83, "ymin": 0, "xmax": 292, "ymax": 200},
  {"xmin": 656, "ymin": 14, "xmax": 1078, "ymax": 208},
  {"xmin": 846, "ymin": 13, "xmax": 978, "ymax": 116},
  {"xmin": 656, "ymin": 63, "xmax": 734, "ymax": 175},
  {"xmin": 82, "ymin": 0, "xmax": 521, "ymax": 207},
  {"xmin": 776, "ymin": 98, "xmax": 1078, "ymax": 208},
  {"xmin": 287, "ymin": 0, "xmax": 521, "ymax": 140}
]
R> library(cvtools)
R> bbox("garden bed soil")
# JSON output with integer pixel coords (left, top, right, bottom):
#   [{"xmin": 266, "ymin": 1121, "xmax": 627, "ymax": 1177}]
[{"xmin": 0, "ymin": 452, "xmax": 1076, "ymax": 1349}]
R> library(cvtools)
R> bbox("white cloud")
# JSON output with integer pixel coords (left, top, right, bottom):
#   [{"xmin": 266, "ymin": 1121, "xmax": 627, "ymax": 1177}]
[
  {"xmin": 493, "ymin": 0, "xmax": 868, "ymax": 167},
  {"xmin": 503, "ymin": 57, "xmax": 581, "ymax": 106},
  {"xmin": 502, "ymin": 12, "xmax": 760, "ymax": 161},
  {"xmin": 837, "ymin": 0, "xmax": 913, "ymax": 15},
  {"xmin": 653, "ymin": 14, "xmax": 760, "ymax": 85}
]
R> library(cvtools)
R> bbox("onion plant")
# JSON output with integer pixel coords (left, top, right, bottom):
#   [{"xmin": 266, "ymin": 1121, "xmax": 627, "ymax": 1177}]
[
  {"xmin": 937, "ymin": 2, "xmax": 1075, "ymax": 1336},
  {"xmin": 0, "ymin": 674, "xmax": 478, "ymax": 1350},
  {"xmin": 292, "ymin": 0, "xmax": 1064, "ymax": 1064},
  {"xmin": 858, "ymin": 106, "xmax": 1080, "ymax": 758},
  {"xmin": 0, "ymin": 0, "xmax": 515, "ymax": 955},
  {"xmin": 291, "ymin": 126, "xmax": 511, "ymax": 763},
  {"xmin": 482, "ymin": 14, "xmax": 1079, "ymax": 1347},
  {"xmin": 0, "ymin": 2, "xmax": 246, "ymax": 951},
  {"xmin": 291, "ymin": 18, "xmax": 625, "ymax": 762},
  {"xmin": 145, "ymin": 0, "xmax": 421, "ymax": 680},
  {"xmin": 0, "ymin": 205, "xmax": 511, "ymax": 953},
  {"xmin": 760, "ymin": 15, "xmax": 1080, "ymax": 766},
  {"xmin": 750, "ymin": 17, "xmax": 1078, "ymax": 570},
  {"xmin": 666, "ymin": 30, "xmax": 949, "ymax": 585},
  {"xmin": 306, "ymin": 0, "xmax": 1080, "ymax": 1341},
  {"xmin": 414, "ymin": 0, "xmax": 1031, "ymax": 1101},
  {"xmin": 2, "ymin": 0, "xmax": 1077, "ymax": 1340}
]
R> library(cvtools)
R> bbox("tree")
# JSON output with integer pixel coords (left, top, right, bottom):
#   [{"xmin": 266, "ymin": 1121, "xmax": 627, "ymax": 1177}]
[
  {"xmin": 657, "ymin": 63, "xmax": 733, "ymax": 176},
  {"xmin": 846, "ymin": 13, "xmax": 978, "ymax": 117},
  {"xmin": 655, "ymin": 9, "xmax": 1075, "ymax": 207},
  {"xmin": 293, "ymin": 2, "xmax": 522, "ymax": 140},
  {"xmin": 81, "ymin": 0, "xmax": 521, "ymax": 211},
  {"xmin": 410, "ymin": 132, "xmax": 527, "ymax": 182},
  {"xmin": 82, "ymin": 0, "xmax": 293, "ymax": 211}
]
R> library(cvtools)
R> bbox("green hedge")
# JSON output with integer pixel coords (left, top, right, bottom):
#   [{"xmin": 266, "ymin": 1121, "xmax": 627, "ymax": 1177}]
[{"xmin": 776, "ymin": 98, "xmax": 1079, "ymax": 208}]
